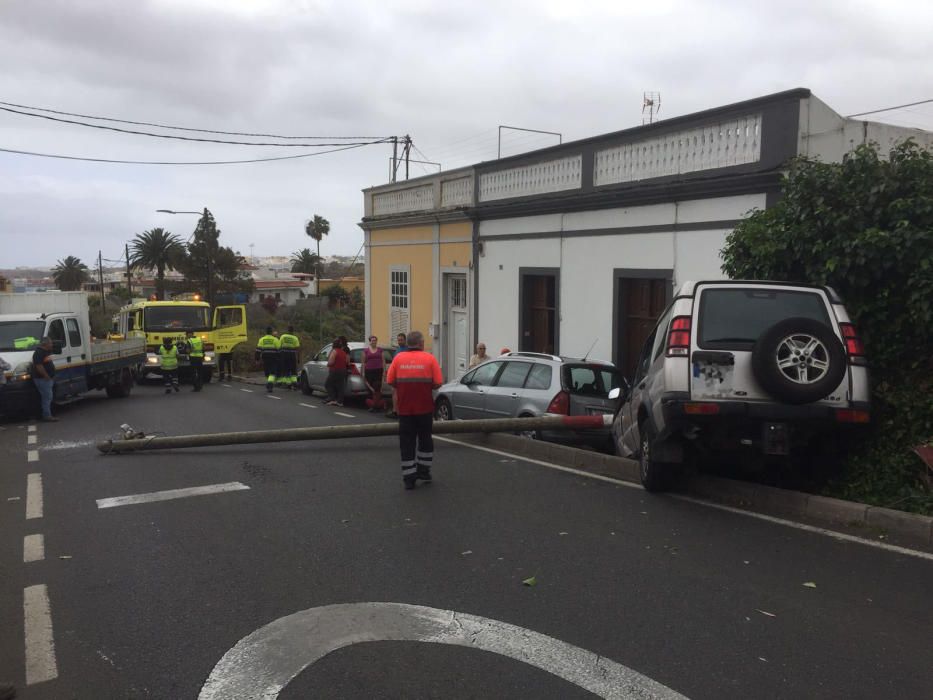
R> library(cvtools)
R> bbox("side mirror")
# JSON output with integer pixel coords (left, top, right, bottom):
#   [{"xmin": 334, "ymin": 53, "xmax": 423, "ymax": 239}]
[
  {"xmin": 608, "ymin": 387, "xmax": 621, "ymax": 400},
  {"xmin": 461, "ymin": 377, "xmax": 474, "ymax": 386}
]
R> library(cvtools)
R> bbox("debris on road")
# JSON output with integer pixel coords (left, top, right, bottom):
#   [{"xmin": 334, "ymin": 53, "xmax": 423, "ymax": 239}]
[
  {"xmin": 461, "ymin": 550, "xmax": 473, "ymax": 556},
  {"xmin": 522, "ymin": 576, "xmax": 537, "ymax": 587},
  {"xmin": 756, "ymin": 609, "xmax": 777, "ymax": 617},
  {"xmin": 803, "ymin": 581, "xmax": 817, "ymax": 588}
]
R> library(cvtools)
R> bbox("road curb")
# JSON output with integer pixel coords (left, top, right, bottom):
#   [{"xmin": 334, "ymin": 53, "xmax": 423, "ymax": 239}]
[{"xmin": 448, "ymin": 432, "xmax": 933, "ymax": 549}]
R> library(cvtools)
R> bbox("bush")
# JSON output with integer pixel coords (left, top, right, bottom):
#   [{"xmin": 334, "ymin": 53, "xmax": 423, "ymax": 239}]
[{"xmin": 721, "ymin": 141, "xmax": 933, "ymax": 514}]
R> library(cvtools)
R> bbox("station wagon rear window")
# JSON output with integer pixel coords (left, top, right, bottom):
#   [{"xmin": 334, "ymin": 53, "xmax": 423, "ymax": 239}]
[
  {"xmin": 563, "ymin": 365, "xmax": 624, "ymax": 397},
  {"xmin": 698, "ymin": 288, "xmax": 831, "ymax": 349}
]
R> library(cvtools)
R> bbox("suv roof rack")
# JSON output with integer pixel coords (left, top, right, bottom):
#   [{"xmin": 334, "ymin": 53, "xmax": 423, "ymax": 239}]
[{"xmin": 679, "ymin": 280, "xmax": 842, "ymax": 304}]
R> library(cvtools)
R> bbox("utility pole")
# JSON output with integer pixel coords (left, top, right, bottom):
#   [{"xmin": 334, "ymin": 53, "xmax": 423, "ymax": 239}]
[
  {"xmin": 203, "ymin": 208, "xmax": 214, "ymax": 308},
  {"xmin": 125, "ymin": 243, "xmax": 132, "ymax": 299},
  {"xmin": 97, "ymin": 250, "xmax": 105, "ymax": 308},
  {"xmin": 391, "ymin": 136, "xmax": 399, "ymax": 182}
]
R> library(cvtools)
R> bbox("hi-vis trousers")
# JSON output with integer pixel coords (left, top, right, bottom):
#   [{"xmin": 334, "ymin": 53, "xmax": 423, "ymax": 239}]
[{"xmin": 398, "ymin": 413, "xmax": 433, "ymax": 480}]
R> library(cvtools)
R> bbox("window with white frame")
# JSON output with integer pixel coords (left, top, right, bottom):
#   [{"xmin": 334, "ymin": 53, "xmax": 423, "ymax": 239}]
[{"xmin": 389, "ymin": 266, "xmax": 410, "ymax": 338}]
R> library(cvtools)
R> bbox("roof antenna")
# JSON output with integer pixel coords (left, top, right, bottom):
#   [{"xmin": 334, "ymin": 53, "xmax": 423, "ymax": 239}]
[{"xmin": 582, "ymin": 338, "xmax": 599, "ymax": 361}]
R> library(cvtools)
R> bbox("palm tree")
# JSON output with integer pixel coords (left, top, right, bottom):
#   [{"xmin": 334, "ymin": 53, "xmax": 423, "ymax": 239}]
[
  {"xmin": 290, "ymin": 248, "xmax": 320, "ymax": 274},
  {"xmin": 130, "ymin": 228, "xmax": 184, "ymax": 301},
  {"xmin": 52, "ymin": 256, "xmax": 90, "ymax": 291},
  {"xmin": 304, "ymin": 214, "xmax": 330, "ymax": 278}
]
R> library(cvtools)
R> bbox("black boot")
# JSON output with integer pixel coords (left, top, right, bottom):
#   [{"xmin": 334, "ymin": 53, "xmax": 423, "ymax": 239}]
[
  {"xmin": 416, "ymin": 468, "xmax": 432, "ymax": 484},
  {"xmin": 403, "ymin": 477, "xmax": 417, "ymax": 490}
]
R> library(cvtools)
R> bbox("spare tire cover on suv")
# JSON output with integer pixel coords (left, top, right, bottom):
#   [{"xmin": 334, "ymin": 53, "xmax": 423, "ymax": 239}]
[{"xmin": 750, "ymin": 317, "xmax": 846, "ymax": 405}]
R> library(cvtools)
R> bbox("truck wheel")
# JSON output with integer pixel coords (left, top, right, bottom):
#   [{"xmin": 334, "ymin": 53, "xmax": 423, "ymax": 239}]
[
  {"xmin": 106, "ymin": 368, "xmax": 134, "ymax": 399},
  {"xmin": 638, "ymin": 421, "xmax": 669, "ymax": 492},
  {"xmin": 751, "ymin": 318, "xmax": 846, "ymax": 405}
]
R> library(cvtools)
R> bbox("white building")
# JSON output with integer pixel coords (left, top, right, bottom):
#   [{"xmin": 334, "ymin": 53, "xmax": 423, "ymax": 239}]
[{"xmin": 362, "ymin": 88, "xmax": 933, "ymax": 380}]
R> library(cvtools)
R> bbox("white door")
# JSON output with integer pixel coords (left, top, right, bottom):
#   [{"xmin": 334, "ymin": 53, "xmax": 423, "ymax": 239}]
[{"xmin": 445, "ymin": 274, "xmax": 469, "ymax": 381}]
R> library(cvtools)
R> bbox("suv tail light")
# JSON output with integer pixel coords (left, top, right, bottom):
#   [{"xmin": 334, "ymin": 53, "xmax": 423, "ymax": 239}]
[
  {"xmin": 546, "ymin": 390, "xmax": 570, "ymax": 415},
  {"xmin": 666, "ymin": 316, "xmax": 691, "ymax": 356},
  {"xmin": 349, "ymin": 363, "xmax": 361, "ymax": 376},
  {"xmin": 838, "ymin": 323, "xmax": 865, "ymax": 361}
]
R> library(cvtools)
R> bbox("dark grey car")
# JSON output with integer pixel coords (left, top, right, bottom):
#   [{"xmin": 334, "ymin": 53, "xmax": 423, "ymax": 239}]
[{"xmin": 434, "ymin": 352, "xmax": 625, "ymax": 449}]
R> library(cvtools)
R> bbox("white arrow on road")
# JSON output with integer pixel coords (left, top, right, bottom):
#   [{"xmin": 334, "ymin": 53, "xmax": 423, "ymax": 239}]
[{"xmin": 199, "ymin": 602, "xmax": 687, "ymax": 700}]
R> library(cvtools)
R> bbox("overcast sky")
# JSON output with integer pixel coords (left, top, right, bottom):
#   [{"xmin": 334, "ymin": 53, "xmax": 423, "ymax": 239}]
[{"xmin": 1, "ymin": 0, "xmax": 931, "ymax": 269}]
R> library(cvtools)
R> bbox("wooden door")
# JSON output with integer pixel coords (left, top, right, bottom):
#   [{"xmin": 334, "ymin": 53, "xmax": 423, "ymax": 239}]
[{"xmin": 620, "ymin": 278, "xmax": 667, "ymax": 379}]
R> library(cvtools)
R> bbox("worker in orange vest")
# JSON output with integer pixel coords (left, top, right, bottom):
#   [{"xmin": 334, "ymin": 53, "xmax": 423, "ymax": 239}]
[{"xmin": 386, "ymin": 330, "xmax": 443, "ymax": 490}]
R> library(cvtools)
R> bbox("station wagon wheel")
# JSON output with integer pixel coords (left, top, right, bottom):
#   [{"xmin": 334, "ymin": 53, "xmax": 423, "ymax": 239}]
[
  {"xmin": 516, "ymin": 414, "xmax": 538, "ymax": 440},
  {"xmin": 299, "ymin": 372, "xmax": 313, "ymax": 396},
  {"xmin": 435, "ymin": 397, "xmax": 453, "ymax": 421}
]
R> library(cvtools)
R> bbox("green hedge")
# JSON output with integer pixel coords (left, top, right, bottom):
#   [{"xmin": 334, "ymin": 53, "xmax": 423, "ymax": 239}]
[{"xmin": 721, "ymin": 141, "xmax": 933, "ymax": 514}]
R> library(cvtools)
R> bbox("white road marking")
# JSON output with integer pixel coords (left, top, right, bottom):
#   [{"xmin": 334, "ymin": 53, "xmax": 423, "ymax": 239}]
[
  {"xmin": 96, "ymin": 482, "xmax": 250, "ymax": 509},
  {"xmin": 223, "ymin": 384, "xmax": 233, "ymax": 388},
  {"xmin": 241, "ymin": 388, "xmax": 254, "ymax": 393},
  {"xmin": 24, "ymin": 534, "xmax": 45, "ymax": 563},
  {"xmin": 26, "ymin": 473, "xmax": 43, "ymax": 519},
  {"xmin": 438, "ymin": 437, "xmax": 933, "ymax": 562},
  {"xmin": 334, "ymin": 411, "xmax": 355, "ymax": 418},
  {"xmin": 28, "ymin": 425, "xmax": 37, "ymax": 433},
  {"xmin": 299, "ymin": 403, "xmax": 317, "ymax": 409},
  {"xmin": 28, "ymin": 449, "xmax": 39, "ymax": 462},
  {"xmin": 24, "ymin": 584, "xmax": 59, "ymax": 685},
  {"xmin": 28, "ymin": 434, "xmax": 37, "ymax": 445},
  {"xmin": 198, "ymin": 602, "xmax": 686, "ymax": 700},
  {"xmin": 267, "ymin": 395, "xmax": 282, "ymax": 400}
]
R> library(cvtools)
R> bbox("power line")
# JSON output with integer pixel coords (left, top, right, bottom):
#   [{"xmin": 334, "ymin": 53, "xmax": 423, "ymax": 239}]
[
  {"xmin": 0, "ymin": 99, "xmax": 391, "ymax": 140},
  {"xmin": 0, "ymin": 142, "xmax": 373, "ymax": 166},
  {"xmin": 0, "ymin": 105, "xmax": 393, "ymax": 148},
  {"xmin": 846, "ymin": 98, "xmax": 933, "ymax": 118}
]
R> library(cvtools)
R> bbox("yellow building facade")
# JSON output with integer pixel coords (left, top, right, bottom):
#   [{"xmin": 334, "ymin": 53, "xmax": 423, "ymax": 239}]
[{"xmin": 362, "ymin": 169, "xmax": 474, "ymax": 381}]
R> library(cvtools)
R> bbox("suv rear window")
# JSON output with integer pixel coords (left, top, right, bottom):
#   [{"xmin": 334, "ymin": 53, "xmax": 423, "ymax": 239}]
[
  {"xmin": 698, "ymin": 288, "xmax": 831, "ymax": 349},
  {"xmin": 563, "ymin": 365, "xmax": 623, "ymax": 397}
]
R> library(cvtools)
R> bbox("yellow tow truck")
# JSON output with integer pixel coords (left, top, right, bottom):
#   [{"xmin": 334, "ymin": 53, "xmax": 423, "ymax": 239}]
[{"xmin": 113, "ymin": 297, "xmax": 247, "ymax": 384}]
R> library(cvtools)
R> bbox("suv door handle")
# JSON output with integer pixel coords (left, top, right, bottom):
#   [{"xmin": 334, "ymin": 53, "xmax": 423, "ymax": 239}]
[{"xmin": 510, "ymin": 393, "xmax": 519, "ymax": 397}]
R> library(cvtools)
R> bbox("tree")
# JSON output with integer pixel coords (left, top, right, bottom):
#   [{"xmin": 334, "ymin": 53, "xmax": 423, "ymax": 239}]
[
  {"xmin": 324, "ymin": 284, "xmax": 350, "ymax": 309},
  {"xmin": 290, "ymin": 248, "xmax": 320, "ymax": 274},
  {"xmin": 130, "ymin": 228, "xmax": 184, "ymax": 301},
  {"xmin": 52, "ymin": 256, "xmax": 90, "ymax": 291},
  {"xmin": 721, "ymin": 140, "xmax": 933, "ymax": 513},
  {"xmin": 304, "ymin": 215, "xmax": 330, "ymax": 280},
  {"xmin": 176, "ymin": 210, "xmax": 254, "ymax": 304}
]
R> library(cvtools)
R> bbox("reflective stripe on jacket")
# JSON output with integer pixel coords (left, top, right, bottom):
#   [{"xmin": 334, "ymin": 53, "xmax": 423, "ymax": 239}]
[{"xmin": 158, "ymin": 345, "xmax": 179, "ymax": 370}]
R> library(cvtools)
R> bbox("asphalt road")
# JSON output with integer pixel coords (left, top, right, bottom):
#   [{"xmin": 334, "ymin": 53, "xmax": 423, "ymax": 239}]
[{"xmin": 1, "ymin": 379, "xmax": 931, "ymax": 699}]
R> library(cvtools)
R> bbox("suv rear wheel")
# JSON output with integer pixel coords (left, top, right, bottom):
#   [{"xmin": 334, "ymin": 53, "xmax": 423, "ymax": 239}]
[
  {"xmin": 638, "ymin": 421, "xmax": 668, "ymax": 492},
  {"xmin": 751, "ymin": 317, "xmax": 846, "ymax": 404}
]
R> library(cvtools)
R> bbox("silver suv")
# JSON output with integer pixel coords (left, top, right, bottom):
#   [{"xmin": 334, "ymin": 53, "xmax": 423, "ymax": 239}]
[
  {"xmin": 435, "ymin": 352, "xmax": 625, "ymax": 448},
  {"xmin": 611, "ymin": 281, "xmax": 870, "ymax": 491}
]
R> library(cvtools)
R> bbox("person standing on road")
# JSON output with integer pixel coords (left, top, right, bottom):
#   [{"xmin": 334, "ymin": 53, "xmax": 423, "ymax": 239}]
[
  {"xmin": 278, "ymin": 325, "xmax": 301, "ymax": 391},
  {"xmin": 256, "ymin": 327, "xmax": 281, "ymax": 393},
  {"xmin": 31, "ymin": 336, "xmax": 58, "ymax": 421},
  {"xmin": 218, "ymin": 351, "xmax": 233, "ymax": 382},
  {"xmin": 385, "ymin": 332, "xmax": 409, "ymax": 419},
  {"xmin": 158, "ymin": 337, "xmax": 180, "ymax": 394},
  {"xmin": 324, "ymin": 337, "xmax": 349, "ymax": 406},
  {"xmin": 469, "ymin": 342, "xmax": 489, "ymax": 368},
  {"xmin": 185, "ymin": 331, "xmax": 204, "ymax": 392},
  {"xmin": 386, "ymin": 330, "xmax": 443, "ymax": 490},
  {"xmin": 363, "ymin": 335, "xmax": 386, "ymax": 411}
]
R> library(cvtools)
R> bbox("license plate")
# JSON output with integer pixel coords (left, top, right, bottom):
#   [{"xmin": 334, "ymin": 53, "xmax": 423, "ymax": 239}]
[
  {"xmin": 587, "ymin": 408, "xmax": 613, "ymax": 416},
  {"xmin": 762, "ymin": 422, "xmax": 789, "ymax": 455}
]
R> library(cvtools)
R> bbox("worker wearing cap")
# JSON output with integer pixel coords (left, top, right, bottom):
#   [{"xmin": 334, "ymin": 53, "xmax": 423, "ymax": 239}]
[
  {"xmin": 386, "ymin": 330, "xmax": 443, "ymax": 490},
  {"xmin": 278, "ymin": 325, "xmax": 301, "ymax": 390},
  {"xmin": 185, "ymin": 330, "xmax": 205, "ymax": 392},
  {"xmin": 255, "ymin": 327, "xmax": 281, "ymax": 393}
]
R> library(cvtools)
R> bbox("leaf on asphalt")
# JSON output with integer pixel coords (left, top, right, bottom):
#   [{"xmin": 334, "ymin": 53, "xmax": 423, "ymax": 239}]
[
  {"xmin": 59, "ymin": 555, "xmax": 72, "ymax": 560},
  {"xmin": 743, "ymin": 560, "xmax": 750, "ymax": 565},
  {"xmin": 758, "ymin": 657, "xmax": 768, "ymax": 662},
  {"xmin": 559, "ymin": 531, "xmax": 569, "ymax": 536},
  {"xmin": 803, "ymin": 581, "xmax": 817, "ymax": 588},
  {"xmin": 756, "ymin": 609, "xmax": 776, "ymax": 617},
  {"xmin": 7, "ymin": 496, "xmax": 21, "ymax": 501},
  {"xmin": 461, "ymin": 550, "xmax": 473, "ymax": 556},
  {"xmin": 341, "ymin": 519, "xmax": 349, "ymax": 524},
  {"xmin": 522, "ymin": 576, "xmax": 537, "ymax": 587}
]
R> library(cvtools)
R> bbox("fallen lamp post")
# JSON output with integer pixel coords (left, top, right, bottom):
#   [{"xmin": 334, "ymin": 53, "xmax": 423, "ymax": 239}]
[{"xmin": 96, "ymin": 414, "xmax": 613, "ymax": 454}]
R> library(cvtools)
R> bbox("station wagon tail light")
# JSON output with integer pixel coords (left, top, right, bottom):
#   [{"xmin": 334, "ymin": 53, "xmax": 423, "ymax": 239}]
[
  {"xmin": 683, "ymin": 402, "xmax": 720, "ymax": 415},
  {"xmin": 838, "ymin": 323, "xmax": 865, "ymax": 359},
  {"xmin": 349, "ymin": 363, "xmax": 361, "ymax": 376},
  {"xmin": 666, "ymin": 316, "xmax": 692, "ymax": 356},
  {"xmin": 546, "ymin": 390, "xmax": 570, "ymax": 415}
]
